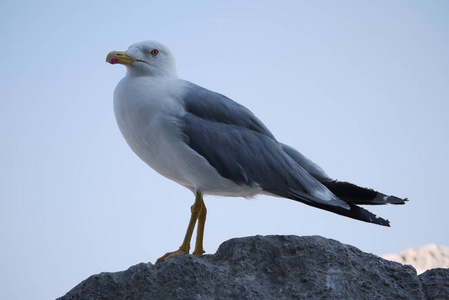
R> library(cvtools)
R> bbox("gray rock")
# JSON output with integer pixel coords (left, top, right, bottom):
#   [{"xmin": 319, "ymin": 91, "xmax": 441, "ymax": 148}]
[
  {"xmin": 58, "ymin": 235, "xmax": 449, "ymax": 300},
  {"xmin": 420, "ymin": 268, "xmax": 449, "ymax": 300}
]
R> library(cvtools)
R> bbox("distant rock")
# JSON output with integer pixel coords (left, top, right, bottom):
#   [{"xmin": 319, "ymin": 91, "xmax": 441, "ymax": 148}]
[
  {"xmin": 383, "ymin": 244, "xmax": 449, "ymax": 274},
  {"xmin": 58, "ymin": 235, "xmax": 449, "ymax": 300}
]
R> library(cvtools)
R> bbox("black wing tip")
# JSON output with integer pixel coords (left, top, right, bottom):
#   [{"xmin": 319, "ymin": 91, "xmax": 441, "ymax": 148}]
[
  {"xmin": 378, "ymin": 218, "xmax": 391, "ymax": 227},
  {"xmin": 359, "ymin": 208, "xmax": 391, "ymax": 227},
  {"xmin": 387, "ymin": 195, "xmax": 408, "ymax": 205},
  {"xmin": 284, "ymin": 190, "xmax": 393, "ymax": 227}
]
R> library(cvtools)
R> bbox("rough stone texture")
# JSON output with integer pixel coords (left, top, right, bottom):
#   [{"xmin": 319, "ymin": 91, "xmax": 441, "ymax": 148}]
[
  {"xmin": 58, "ymin": 235, "xmax": 449, "ymax": 300},
  {"xmin": 420, "ymin": 268, "xmax": 449, "ymax": 300},
  {"xmin": 383, "ymin": 244, "xmax": 449, "ymax": 274}
]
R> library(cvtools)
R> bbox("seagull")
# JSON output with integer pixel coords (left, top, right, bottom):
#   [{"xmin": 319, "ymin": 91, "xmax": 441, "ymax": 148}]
[{"xmin": 106, "ymin": 40, "xmax": 407, "ymax": 264}]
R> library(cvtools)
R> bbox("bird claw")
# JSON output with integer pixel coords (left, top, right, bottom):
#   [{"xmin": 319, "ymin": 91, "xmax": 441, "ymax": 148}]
[
  {"xmin": 155, "ymin": 248, "xmax": 189, "ymax": 264},
  {"xmin": 192, "ymin": 248, "xmax": 205, "ymax": 257}
]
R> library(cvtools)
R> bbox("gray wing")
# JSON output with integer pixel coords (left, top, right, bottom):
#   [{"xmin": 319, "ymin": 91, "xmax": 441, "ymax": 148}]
[
  {"xmin": 180, "ymin": 82, "xmax": 345, "ymax": 208},
  {"xmin": 179, "ymin": 82, "xmax": 394, "ymax": 226},
  {"xmin": 279, "ymin": 143, "xmax": 330, "ymax": 181},
  {"xmin": 181, "ymin": 81, "xmax": 275, "ymax": 139}
]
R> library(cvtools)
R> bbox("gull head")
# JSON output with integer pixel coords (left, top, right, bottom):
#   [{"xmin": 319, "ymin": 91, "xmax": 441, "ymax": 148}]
[{"xmin": 106, "ymin": 40, "xmax": 178, "ymax": 78}]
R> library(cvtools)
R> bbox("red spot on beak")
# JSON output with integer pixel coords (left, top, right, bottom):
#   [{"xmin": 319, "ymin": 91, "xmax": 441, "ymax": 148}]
[{"xmin": 109, "ymin": 57, "xmax": 119, "ymax": 64}]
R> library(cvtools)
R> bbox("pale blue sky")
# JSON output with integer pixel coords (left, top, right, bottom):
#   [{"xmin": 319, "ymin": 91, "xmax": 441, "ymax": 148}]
[{"xmin": 1, "ymin": 1, "xmax": 448, "ymax": 299}]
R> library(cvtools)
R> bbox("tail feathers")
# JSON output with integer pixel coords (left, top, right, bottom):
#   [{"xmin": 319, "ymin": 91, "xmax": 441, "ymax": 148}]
[
  {"xmin": 371, "ymin": 193, "xmax": 408, "ymax": 205},
  {"xmin": 320, "ymin": 180, "xmax": 408, "ymax": 205}
]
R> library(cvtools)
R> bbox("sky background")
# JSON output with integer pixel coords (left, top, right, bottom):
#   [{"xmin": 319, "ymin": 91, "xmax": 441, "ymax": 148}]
[{"xmin": 1, "ymin": 1, "xmax": 448, "ymax": 299}]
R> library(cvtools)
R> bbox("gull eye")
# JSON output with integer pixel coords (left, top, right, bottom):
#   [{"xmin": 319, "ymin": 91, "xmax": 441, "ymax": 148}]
[{"xmin": 150, "ymin": 49, "xmax": 159, "ymax": 57}]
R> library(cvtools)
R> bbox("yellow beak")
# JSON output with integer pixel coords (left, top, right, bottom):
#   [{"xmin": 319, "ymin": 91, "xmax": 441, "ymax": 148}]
[{"xmin": 106, "ymin": 51, "xmax": 135, "ymax": 65}]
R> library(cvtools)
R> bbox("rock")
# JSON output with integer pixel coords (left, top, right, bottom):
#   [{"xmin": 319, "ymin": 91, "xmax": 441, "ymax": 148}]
[
  {"xmin": 58, "ymin": 235, "xmax": 449, "ymax": 300},
  {"xmin": 420, "ymin": 268, "xmax": 449, "ymax": 300},
  {"xmin": 383, "ymin": 244, "xmax": 449, "ymax": 274}
]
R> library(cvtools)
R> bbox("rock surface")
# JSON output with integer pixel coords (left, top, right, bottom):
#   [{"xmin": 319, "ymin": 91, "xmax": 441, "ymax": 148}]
[
  {"xmin": 383, "ymin": 244, "xmax": 449, "ymax": 274},
  {"xmin": 58, "ymin": 235, "xmax": 449, "ymax": 300}
]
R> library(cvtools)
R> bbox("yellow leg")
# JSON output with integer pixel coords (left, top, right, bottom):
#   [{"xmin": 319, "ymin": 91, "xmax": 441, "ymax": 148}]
[
  {"xmin": 193, "ymin": 196, "xmax": 207, "ymax": 257},
  {"xmin": 155, "ymin": 192, "xmax": 206, "ymax": 264}
]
